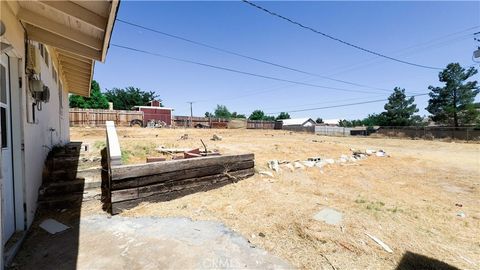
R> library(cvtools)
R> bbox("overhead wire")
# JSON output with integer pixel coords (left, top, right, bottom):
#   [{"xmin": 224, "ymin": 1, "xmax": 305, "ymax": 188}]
[
  {"xmin": 242, "ymin": 0, "xmax": 443, "ymax": 70},
  {"xmin": 110, "ymin": 43, "xmax": 387, "ymax": 95},
  {"xmin": 266, "ymin": 93, "xmax": 430, "ymax": 114},
  {"xmin": 116, "ymin": 18, "xmax": 390, "ymax": 92}
]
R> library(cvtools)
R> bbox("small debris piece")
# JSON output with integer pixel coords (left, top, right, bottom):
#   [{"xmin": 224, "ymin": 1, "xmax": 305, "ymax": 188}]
[
  {"xmin": 172, "ymin": 155, "xmax": 185, "ymax": 160},
  {"xmin": 301, "ymin": 161, "xmax": 316, "ymax": 167},
  {"xmin": 365, "ymin": 149, "xmax": 376, "ymax": 155},
  {"xmin": 455, "ymin": 203, "xmax": 463, "ymax": 207},
  {"xmin": 324, "ymin": 159, "xmax": 335, "ymax": 164},
  {"xmin": 457, "ymin": 212, "xmax": 466, "ymax": 218},
  {"xmin": 39, "ymin": 219, "xmax": 70, "ymax": 234},
  {"xmin": 180, "ymin": 134, "xmax": 189, "ymax": 140},
  {"xmin": 284, "ymin": 163, "xmax": 295, "ymax": 172},
  {"xmin": 211, "ymin": 134, "xmax": 222, "ymax": 141},
  {"xmin": 157, "ymin": 147, "xmax": 192, "ymax": 154},
  {"xmin": 313, "ymin": 208, "xmax": 343, "ymax": 225},
  {"xmin": 315, "ymin": 161, "xmax": 327, "ymax": 168},
  {"xmin": 146, "ymin": 157, "xmax": 166, "ymax": 163},
  {"xmin": 259, "ymin": 171, "xmax": 274, "ymax": 177},
  {"xmin": 268, "ymin": 160, "xmax": 280, "ymax": 173},
  {"xmin": 184, "ymin": 148, "xmax": 202, "ymax": 159},
  {"xmin": 365, "ymin": 233, "xmax": 393, "ymax": 253},
  {"xmin": 258, "ymin": 232, "xmax": 266, "ymax": 237},
  {"xmin": 376, "ymin": 150, "xmax": 387, "ymax": 157},
  {"xmin": 293, "ymin": 161, "xmax": 305, "ymax": 169},
  {"xmin": 308, "ymin": 157, "xmax": 322, "ymax": 162}
]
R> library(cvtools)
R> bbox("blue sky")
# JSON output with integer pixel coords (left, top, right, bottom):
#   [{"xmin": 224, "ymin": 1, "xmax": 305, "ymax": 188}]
[{"xmin": 94, "ymin": 1, "xmax": 480, "ymax": 120}]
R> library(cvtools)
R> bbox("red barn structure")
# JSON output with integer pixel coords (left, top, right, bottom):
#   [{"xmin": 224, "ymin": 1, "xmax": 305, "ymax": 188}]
[{"xmin": 133, "ymin": 100, "xmax": 173, "ymax": 126}]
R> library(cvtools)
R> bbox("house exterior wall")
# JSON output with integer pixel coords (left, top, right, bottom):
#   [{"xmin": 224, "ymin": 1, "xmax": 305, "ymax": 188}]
[{"xmin": 1, "ymin": 0, "xmax": 70, "ymax": 239}]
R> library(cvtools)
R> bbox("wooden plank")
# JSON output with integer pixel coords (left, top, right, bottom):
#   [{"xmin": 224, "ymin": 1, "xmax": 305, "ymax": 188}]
[
  {"xmin": 111, "ymin": 168, "xmax": 254, "ymax": 203},
  {"xmin": 40, "ymin": 0, "xmax": 107, "ymax": 31},
  {"xmin": 18, "ymin": 8, "xmax": 103, "ymax": 50},
  {"xmin": 26, "ymin": 24, "xmax": 101, "ymax": 60},
  {"xmin": 111, "ymin": 153, "xmax": 254, "ymax": 180},
  {"xmin": 111, "ymin": 160, "xmax": 254, "ymax": 190},
  {"xmin": 110, "ymin": 168, "xmax": 255, "ymax": 214}
]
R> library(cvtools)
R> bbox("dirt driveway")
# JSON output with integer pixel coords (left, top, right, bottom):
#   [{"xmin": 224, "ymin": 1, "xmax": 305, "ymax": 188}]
[{"xmin": 70, "ymin": 127, "xmax": 480, "ymax": 269}]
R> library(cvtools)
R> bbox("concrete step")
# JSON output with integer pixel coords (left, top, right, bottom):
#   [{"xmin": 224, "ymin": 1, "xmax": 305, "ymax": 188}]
[
  {"xmin": 38, "ymin": 188, "xmax": 101, "ymax": 210},
  {"xmin": 39, "ymin": 180, "xmax": 86, "ymax": 196}
]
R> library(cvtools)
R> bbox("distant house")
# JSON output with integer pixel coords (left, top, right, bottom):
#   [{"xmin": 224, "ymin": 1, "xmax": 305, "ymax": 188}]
[
  {"xmin": 281, "ymin": 118, "xmax": 316, "ymax": 127},
  {"xmin": 321, "ymin": 119, "xmax": 341, "ymax": 126},
  {"xmin": 132, "ymin": 100, "xmax": 174, "ymax": 126}
]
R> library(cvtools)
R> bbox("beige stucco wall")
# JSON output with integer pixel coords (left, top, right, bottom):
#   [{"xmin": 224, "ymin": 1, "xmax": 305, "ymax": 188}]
[{"xmin": 1, "ymin": 0, "xmax": 71, "ymax": 235}]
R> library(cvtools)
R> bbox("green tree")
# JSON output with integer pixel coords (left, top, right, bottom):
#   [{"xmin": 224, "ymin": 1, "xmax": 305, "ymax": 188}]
[
  {"xmin": 276, "ymin": 112, "xmax": 291, "ymax": 120},
  {"xmin": 69, "ymin": 80, "xmax": 109, "ymax": 109},
  {"xmin": 231, "ymin": 112, "xmax": 246, "ymax": 119},
  {"xmin": 315, "ymin": 117, "xmax": 323, "ymax": 124},
  {"xmin": 249, "ymin": 110, "xmax": 265, "ymax": 120},
  {"xmin": 214, "ymin": 104, "xmax": 231, "ymax": 119},
  {"xmin": 383, "ymin": 87, "xmax": 419, "ymax": 126},
  {"xmin": 426, "ymin": 63, "xmax": 479, "ymax": 126},
  {"xmin": 104, "ymin": 86, "xmax": 158, "ymax": 110},
  {"xmin": 205, "ymin": 112, "xmax": 213, "ymax": 118}
]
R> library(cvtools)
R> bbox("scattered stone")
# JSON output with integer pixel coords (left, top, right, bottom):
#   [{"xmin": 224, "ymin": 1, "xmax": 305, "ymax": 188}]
[
  {"xmin": 258, "ymin": 232, "xmax": 266, "ymax": 238},
  {"xmin": 457, "ymin": 212, "xmax": 466, "ymax": 218},
  {"xmin": 180, "ymin": 134, "xmax": 189, "ymax": 140},
  {"xmin": 284, "ymin": 163, "xmax": 295, "ymax": 172},
  {"xmin": 268, "ymin": 160, "xmax": 280, "ymax": 173},
  {"xmin": 365, "ymin": 233, "xmax": 393, "ymax": 253},
  {"xmin": 39, "ymin": 219, "xmax": 70, "ymax": 234},
  {"xmin": 301, "ymin": 161, "xmax": 316, "ymax": 167},
  {"xmin": 376, "ymin": 150, "xmax": 387, "ymax": 157},
  {"xmin": 315, "ymin": 161, "xmax": 327, "ymax": 168},
  {"xmin": 313, "ymin": 208, "xmax": 343, "ymax": 225},
  {"xmin": 90, "ymin": 156, "xmax": 101, "ymax": 162},
  {"xmin": 455, "ymin": 203, "xmax": 463, "ymax": 207},
  {"xmin": 325, "ymin": 159, "xmax": 335, "ymax": 164},
  {"xmin": 211, "ymin": 134, "xmax": 222, "ymax": 141},
  {"xmin": 365, "ymin": 149, "xmax": 376, "ymax": 155},
  {"xmin": 293, "ymin": 161, "xmax": 305, "ymax": 169},
  {"xmin": 259, "ymin": 171, "xmax": 274, "ymax": 177},
  {"xmin": 308, "ymin": 157, "xmax": 322, "ymax": 162}
]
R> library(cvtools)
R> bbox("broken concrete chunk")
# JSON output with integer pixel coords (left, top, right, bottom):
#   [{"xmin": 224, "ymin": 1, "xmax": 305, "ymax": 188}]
[
  {"xmin": 365, "ymin": 149, "xmax": 376, "ymax": 155},
  {"xmin": 283, "ymin": 163, "xmax": 295, "ymax": 172},
  {"xmin": 376, "ymin": 150, "xmax": 387, "ymax": 157},
  {"xmin": 324, "ymin": 159, "xmax": 335, "ymax": 164},
  {"xmin": 301, "ymin": 161, "xmax": 316, "ymax": 168},
  {"xmin": 293, "ymin": 161, "xmax": 305, "ymax": 169},
  {"xmin": 39, "ymin": 219, "xmax": 70, "ymax": 234},
  {"xmin": 313, "ymin": 208, "xmax": 343, "ymax": 225},
  {"xmin": 268, "ymin": 160, "xmax": 280, "ymax": 173},
  {"xmin": 211, "ymin": 134, "xmax": 222, "ymax": 141},
  {"xmin": 308, "ymin": 157, "xmax": 322, "ymax": 162},
  {"xmin": 259, "ymin": 171, "xmax": 274, "ymax": 177},
  {"xmin": 315, "ymin": 161, "xmax": 327, "ymax": 168}
]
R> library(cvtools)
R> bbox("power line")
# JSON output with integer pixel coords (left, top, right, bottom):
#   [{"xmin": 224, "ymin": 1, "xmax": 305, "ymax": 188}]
[
  {"xmin": 116, "ymin": 18, "xmax": 390, "ymax": 92},
  {"xmin": 266, "ymin": 93, "xmax": 429, "ymax": 114},
  {"xmin": 110, "ymin": 43, "xmax": 386, "ymax": 94},
  {"xmin": 242, "ymin": 0, "xmax": 443, "ymax": 70}
]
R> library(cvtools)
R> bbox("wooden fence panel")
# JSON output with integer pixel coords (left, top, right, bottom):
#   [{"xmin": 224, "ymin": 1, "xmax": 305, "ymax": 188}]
[
  {"xmin": 246, "ymin": 120, "xmax": 275, "ymax": 129},
  {"xmin": 69, "ymin": 108, "xmax": 143, "ymax": 127}
]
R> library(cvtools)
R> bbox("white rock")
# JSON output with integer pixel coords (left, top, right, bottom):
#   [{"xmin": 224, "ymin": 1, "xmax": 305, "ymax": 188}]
[
  {"xmin": 293, "ymin": 161, "xmax": 305, "ymax": 169},
  {"xmin": 325, "ymin": 159, "xmax": 335, "ymax": 164},
  {"xmin": 268, "ymin": 160, "xmax": 280, "ymax": 172},
  {"xmin": 301, "ymin": 161, "xmax": 316, "ymax": 167},
  {"xmin": 259, "ymin": 171, "xmax": 274, "ymax": 177}
]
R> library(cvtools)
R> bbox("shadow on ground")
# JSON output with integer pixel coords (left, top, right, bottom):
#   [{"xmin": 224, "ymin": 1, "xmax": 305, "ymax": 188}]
[{"xmin": 396, "ymin": 251, "xmax": 460, "ymax": 270}]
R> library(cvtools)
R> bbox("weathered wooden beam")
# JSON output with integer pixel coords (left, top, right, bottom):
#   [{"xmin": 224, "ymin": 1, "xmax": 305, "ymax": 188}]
[
  {"xmin": 40, "ymin": 1, "xmax": 107, "ymax": 31},
  {"xmin": 64, "ymin": 72, "xmax": 91, "ymax": 80},
  {"xmin": 58, "ymin": 49, "xmax": 92, "ymax": 63},
  {"xmin": 110, "ymin": 168, "xmax": 255, "ymax": 214},
  {"xmin": 25, "ymin": 24, "xmax": 102, "ymax": 61},
  {"xmin": 18, "ymin": 8, "xmax": 103, "ymax": 50},
  {"xmin": 62, "ymin": 66, "xmax": 92, "ymax": 76},
  {"xmin": 111, "ymin": 153, "xmax": 255, "ymax": 180},
  {"xmin": 111, "ymin": 160, "xmax": 254, "ymax": 190}
]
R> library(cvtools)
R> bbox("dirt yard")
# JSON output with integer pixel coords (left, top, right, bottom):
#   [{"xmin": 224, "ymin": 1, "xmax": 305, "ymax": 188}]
[{"xmin": 71, "ymin": 127, "xmax": 480, "ymax": 269}]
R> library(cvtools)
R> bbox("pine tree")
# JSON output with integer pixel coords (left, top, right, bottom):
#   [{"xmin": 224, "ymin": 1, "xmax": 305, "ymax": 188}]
[
  {"xmin": 383, "ymin": 87, "xmax": 419, "ymax": 126},
  {"xmin": 426, "ymin": 63, "xmax": 479, "ymax": 127}
]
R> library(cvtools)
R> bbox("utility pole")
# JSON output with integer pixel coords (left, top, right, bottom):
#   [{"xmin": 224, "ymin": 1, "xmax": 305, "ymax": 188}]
[{"xmin": 187, "ymin": 101, "xmax": 194, "ymax": 128}]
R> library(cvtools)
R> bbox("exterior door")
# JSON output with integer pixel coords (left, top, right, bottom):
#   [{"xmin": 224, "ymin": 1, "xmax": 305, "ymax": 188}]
[{"xmin": 1, "ymin": 53, "xmax": 15, "ymax": 243}]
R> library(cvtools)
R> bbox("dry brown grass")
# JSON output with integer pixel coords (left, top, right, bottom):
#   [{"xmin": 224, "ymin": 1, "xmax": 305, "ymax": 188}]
[{"xmin": 71, "ymin": 127, "xmax": 480, "ymax": 269}]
